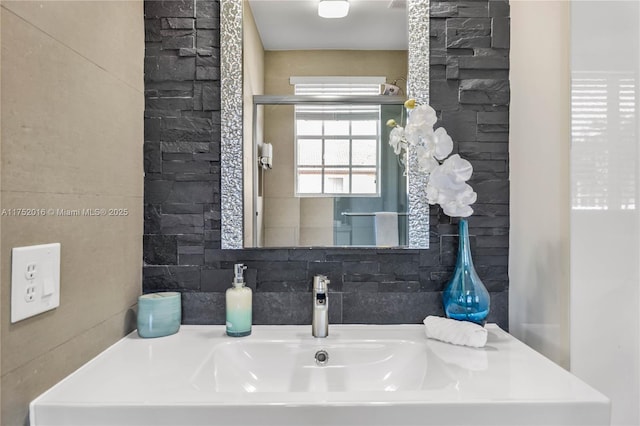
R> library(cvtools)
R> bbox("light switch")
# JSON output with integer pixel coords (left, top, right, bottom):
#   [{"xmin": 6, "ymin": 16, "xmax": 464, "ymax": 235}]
[{"xmin": 43, "ymin": 277, "xmax": 55, "ymax": 296}]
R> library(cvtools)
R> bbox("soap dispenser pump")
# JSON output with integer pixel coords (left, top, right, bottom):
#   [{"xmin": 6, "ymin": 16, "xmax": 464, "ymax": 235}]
[{"xmin": 226, "ymin": 264, "xmax": 252, "ymax": 337}]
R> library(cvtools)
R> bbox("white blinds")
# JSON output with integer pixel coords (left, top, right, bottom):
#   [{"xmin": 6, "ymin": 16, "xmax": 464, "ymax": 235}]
[{"xmin": 294, "ymin": 82, "xmax": 381, "ymax": 120}]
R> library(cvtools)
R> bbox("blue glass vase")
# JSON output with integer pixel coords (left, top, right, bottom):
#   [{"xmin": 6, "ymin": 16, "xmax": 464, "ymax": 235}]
[{"xmin": 442, "ymin": 219, "xmax": 490, "ymax": 325}]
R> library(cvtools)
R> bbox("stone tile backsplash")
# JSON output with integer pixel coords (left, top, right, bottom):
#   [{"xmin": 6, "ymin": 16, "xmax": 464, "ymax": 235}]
[{"xmin": 143, "ymin": 0, "xmax": 510, "ymax": 329}]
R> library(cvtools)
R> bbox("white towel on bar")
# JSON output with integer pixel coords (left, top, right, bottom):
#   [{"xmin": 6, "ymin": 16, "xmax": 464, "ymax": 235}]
[
  {"xmin": 374, "ymin": 212, "xmax": 399, "ymax": 247},
  {"xmin": 423, "ymin": 316, "xmax": 488, "ymax": 348}
]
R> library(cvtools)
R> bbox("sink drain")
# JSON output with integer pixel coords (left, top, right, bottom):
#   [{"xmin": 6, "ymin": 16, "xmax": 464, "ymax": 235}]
[{"xmin": 315, "ymin": 349, "xmax": 329, "ymax": 366}]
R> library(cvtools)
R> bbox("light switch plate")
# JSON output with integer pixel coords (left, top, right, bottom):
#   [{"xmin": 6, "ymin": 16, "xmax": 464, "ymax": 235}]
[{"xmin": 11, "ymin": 243, "xmax": 61, "ymax": 323}]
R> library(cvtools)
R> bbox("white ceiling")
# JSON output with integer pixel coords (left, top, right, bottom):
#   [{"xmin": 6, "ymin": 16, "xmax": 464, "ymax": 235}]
[{"xmin": 247, "ymin": 0, "xmax": 408, "ymax": 50}]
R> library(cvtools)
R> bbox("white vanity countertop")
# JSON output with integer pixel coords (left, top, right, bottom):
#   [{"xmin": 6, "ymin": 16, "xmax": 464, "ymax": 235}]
[{"xmin": 30, "ymin": 324, "xmax": 610, "ymax": 426}]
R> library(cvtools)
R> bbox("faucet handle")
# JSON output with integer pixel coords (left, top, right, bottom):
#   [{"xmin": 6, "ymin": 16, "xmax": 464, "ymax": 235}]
[
  {"xmin": 313, "ymin": 275, "xmax": 329, "ymax": 291},
  {"xmin": 312, "ymin": 275, "xmax": 330, "ymax": 338}
]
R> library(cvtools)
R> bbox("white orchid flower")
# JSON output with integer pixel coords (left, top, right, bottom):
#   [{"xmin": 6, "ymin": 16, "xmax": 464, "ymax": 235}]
[
  {"xmin": 439, "ymin": 154, "xmax": 473, "ymax": 183},
  {"xmin": 415, "ymin": 145, "xmax": 439, "ymax": 173},
  {"xmin": 389, "ymin": 126, "xmax": 406, "ymax": 155},
  {"xmin": 409, "ymin": 104, "xmax": 438, "ymax": 128},
  {"xmin": 393, "ymin": 99, "xmax": 477, "ymax": 218},
  {"xmin": 456, "ymin": 184, "xmax": 477, "ymax": 205},
  {"xmin": 404, "ymin": 105, "xmax": 437, "ymax": 145},
  {"xmin": 424, "ymin": 155, "xmax": 477, "ymax": 218},
  {"xmin": 405, "ymin": 122, "xmax": 433, "ymax": 146},
  {"xmin": 442, "ymin": 202, "xmax": 474, "ymax": 218},
  {"xmin": 433, "ymin": 127, "xmax": 454, "ymax": 160}
]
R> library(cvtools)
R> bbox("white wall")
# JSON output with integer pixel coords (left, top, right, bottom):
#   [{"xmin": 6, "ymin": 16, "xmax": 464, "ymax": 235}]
[
  {"xmin": 509, "ymin": 1, "xmax": 572, "ymax": 369},
  {"xmin": 570, "ymin": 2, "xmax": 640, "ymax": 425},
  {"xmin": 512, "ymin": 1, "xmax": 640, "ymax": 424}
]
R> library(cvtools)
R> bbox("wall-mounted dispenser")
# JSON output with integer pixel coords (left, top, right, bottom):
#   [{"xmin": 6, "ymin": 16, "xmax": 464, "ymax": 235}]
[
  {"xmin": 259, "ymin": 142, "xmax": 273, "ymax": 169},
  {"xmin": 381, "ymin": 76, "xmax": 406, "ymax": 96},
  {"xmin": 381, "ymin": 83, "xmax": 401, "ymax": 96}
]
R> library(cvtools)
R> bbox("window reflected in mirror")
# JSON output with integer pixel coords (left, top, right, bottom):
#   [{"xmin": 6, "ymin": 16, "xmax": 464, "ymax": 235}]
[
  {"xmin": 250, "ymin": 101, "xmax": 407, "ymax": 248},
  {"xmin": 295, "ymin": 112, "xmax": 380, "ymax": 196}
]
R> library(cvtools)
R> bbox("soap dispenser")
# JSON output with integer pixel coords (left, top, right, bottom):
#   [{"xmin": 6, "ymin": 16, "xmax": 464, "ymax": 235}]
[{"xmin": 226, "ymin": 264, "xmax": 252, "ymax": 337}]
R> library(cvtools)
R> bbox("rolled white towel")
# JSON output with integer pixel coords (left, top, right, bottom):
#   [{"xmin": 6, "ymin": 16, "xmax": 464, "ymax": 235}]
[{"xmin": 423, "ymin": 316, "xmax": 488, "ymax": 348}]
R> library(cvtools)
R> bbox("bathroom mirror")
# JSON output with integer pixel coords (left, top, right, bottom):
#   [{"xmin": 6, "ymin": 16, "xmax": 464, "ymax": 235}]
[{"xmin": 220, "ymin": 0, "xmax": 430, "ymax": 249}]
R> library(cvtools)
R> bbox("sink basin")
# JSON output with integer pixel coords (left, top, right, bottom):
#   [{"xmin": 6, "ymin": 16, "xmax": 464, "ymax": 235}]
[
  {"xmin": 192, "ymin": 339, "xmax": 440, "ymax": 392},
  {"xmin": 30, "ymin": 324, "xmax": 610, "ymax": 426}
]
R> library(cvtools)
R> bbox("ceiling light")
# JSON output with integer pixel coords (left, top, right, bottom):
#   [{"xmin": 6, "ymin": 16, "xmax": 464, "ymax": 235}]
[{"xmin": 318, "ymin": 0, "xmax": 349, "ymax": 18}]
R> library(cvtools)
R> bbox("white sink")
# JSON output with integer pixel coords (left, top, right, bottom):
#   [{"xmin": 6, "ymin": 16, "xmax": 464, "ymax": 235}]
[
  {"xmin": 30, "ymin": 325, "xmax": 610, "ymax": 426},
  {"xmin": 192, "ymin": 339, "xmax": 448, "ymax": 393}
]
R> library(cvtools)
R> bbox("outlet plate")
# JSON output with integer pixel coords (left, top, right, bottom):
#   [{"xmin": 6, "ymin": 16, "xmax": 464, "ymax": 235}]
[{"xmin": 11, "ymin": 243, "xmax": 61, "ymax": 323}]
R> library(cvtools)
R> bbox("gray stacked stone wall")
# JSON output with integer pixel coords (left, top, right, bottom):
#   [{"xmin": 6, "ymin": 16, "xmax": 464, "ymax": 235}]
[{"xmin": 143, "ymin": 0, "xmax": 510, "ymax": 329}]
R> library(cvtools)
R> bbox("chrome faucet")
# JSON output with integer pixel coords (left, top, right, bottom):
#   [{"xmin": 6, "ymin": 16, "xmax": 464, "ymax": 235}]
[{"xmin": 312, "ymin": 275, "xmax": 330, "ymax": 338}]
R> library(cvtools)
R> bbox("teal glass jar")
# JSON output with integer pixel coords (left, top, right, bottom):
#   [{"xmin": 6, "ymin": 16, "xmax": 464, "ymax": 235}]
[
  {"xmin": 137, "ymin": 292, "xmax": 181, "ymax": 338},
  {"xmin": 442, "ymin": 219, "xmax": 490, "ymax": 325}
]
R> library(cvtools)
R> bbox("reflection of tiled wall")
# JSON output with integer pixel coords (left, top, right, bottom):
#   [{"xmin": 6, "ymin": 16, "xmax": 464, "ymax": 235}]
[
  {"xmin": 261, "ymin": 103, "xmax": 300, "ymax": 247},
  {"xmin": 143, "ymin": 0, "xmax": 511, "ymax": 329}
]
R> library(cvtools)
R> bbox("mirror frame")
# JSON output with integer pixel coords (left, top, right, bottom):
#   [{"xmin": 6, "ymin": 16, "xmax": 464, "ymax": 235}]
[{"xmin": 220, "ymin": 0, "xmax": 430, "ymax": 249}]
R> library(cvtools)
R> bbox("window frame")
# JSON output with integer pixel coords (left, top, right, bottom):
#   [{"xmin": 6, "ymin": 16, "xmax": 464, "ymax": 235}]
[{"xmin": 293, "ymin": 81, "xmax": 383, "ymax": 198}]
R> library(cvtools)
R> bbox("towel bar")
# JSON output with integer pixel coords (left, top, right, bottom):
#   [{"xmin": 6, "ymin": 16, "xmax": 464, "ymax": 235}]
[{"xmin": 341, "ymin": 212, "xmax": 408, "ymax": 217}]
